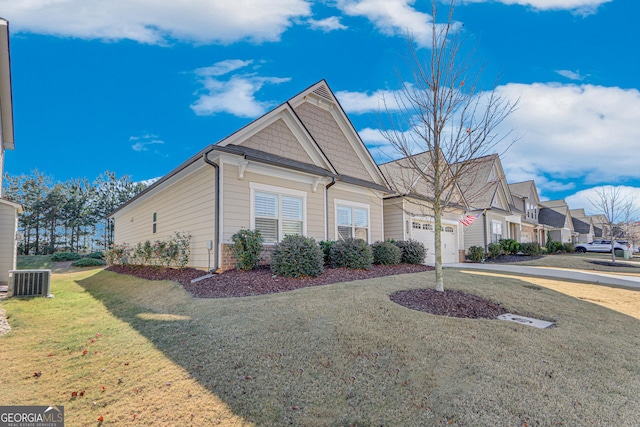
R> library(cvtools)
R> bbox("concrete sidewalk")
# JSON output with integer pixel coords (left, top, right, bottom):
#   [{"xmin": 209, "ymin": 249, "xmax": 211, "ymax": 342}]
[{"xmin": 446, "ymin": 263, "xmax": 640, "ymax": 289}]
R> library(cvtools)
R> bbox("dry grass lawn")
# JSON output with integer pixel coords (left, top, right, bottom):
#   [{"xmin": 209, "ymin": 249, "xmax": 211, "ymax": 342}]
[
  {"xmin": 506, "ymin": 253, "xmax": 640, "ymax": 276},
  {"xmin": 1, "ymin": 266, "xmax": 639, "ymax": 426}
]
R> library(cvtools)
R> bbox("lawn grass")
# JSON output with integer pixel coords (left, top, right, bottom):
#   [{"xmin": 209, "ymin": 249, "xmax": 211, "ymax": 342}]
[
  {"xmin": 16, "ymin": 255, "xmax": 55, "ymax": 270},
  {"xmin": 2, "ymin": 267, "xmax": 640, "ymax": 426},
  {"xmin": 499, "ymin": 253, "xmax": 640, "ymax": 275}
]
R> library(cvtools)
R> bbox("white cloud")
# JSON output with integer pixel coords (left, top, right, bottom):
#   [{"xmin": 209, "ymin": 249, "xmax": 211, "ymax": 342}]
[
  {"xmin": 460, "ymin": 0, "xmax": 611, "ymax": 15},
  {"xmin": 335, "ymin": 0, "xmax": 459, "ymax": 47},
  {"xmin": 0, "ymin": 0, "xmax": 311, "ymax": 44},
  {"xmin": 565, "ymin": 185, "xmax": 640, "ymax": 217},
  {"xmin": 494, "ymin": 82, "xmax": 640, "ymax": 192},
  {"xmin": 307, "ymin": 17, "xmax": 348, "ymax": 32},
  {"xmin": 130, "ymin": 134, "xmax": 164, "ymax": 152},
  {"xmin": 195, "ymin": 60, "xmax": 254, "ymax": 77},
  {"xmin": 555, "ymin": 69, "xmax": 586, "ymax": 81},
  {"xmin": 190, "ymin": 60, "xmax": 290, "ymax": 117},
  {"xmin": 335, "ymin": 88, "xmax": 404, "ymax": 114}
]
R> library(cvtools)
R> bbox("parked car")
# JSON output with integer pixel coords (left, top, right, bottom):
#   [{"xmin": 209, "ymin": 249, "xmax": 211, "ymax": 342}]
[{"xmin": 575, "ymin": 240, "xmax": 631, "ymax": 253}]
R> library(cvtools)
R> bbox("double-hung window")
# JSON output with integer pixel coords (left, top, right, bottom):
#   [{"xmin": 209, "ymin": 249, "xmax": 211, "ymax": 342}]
[
  {"xmin": 252, "ymin": 184, "xmax": 305, "ymax": 244},
  {"xmin": 336, "ymin": 203, "xmax": 369, "ymax": 242},
  {"xmin": 491, "ymin": 220, "xmax": 503, "ymax": 243}
]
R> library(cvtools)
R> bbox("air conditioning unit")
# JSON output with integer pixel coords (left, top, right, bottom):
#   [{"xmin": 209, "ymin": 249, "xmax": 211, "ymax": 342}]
[{"xmin": 8, "ymin": 270, "xmax": 51, "ymax": 297}]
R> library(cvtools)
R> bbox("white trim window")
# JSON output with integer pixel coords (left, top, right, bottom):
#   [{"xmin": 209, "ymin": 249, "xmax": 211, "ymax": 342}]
[
  {"xmin": 336, "ymin": 203, "xmax": 369, "ymax": 242},
  {"xmin": 251, "ymin": 183, "xmax": 306, "ymax": 244},
  {"xmin": 491, "ymin": 220, "xmax": 503, "ymax": 243}
]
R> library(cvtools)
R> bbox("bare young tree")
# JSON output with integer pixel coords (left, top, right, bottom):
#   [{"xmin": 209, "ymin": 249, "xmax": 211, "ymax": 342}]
[
  {"xmin": 589, "ymin": 186, "xmax": 634, "ymax": 262},
  {"xmin": 380, "ymin": 0, "xmax": 517, "ymax": 291}
]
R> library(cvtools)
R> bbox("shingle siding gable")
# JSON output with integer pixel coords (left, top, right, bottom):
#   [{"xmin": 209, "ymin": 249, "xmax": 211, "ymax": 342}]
[
  {"xmin": 239, "ymin": 118, "xmax": 314, "ymax": 164},
  {"xmin": 294, "ymin": 102, "xmax": 373, "ymax": 183}
]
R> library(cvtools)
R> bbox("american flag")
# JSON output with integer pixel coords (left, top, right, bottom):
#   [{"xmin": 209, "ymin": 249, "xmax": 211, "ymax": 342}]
[{"xmin": 460, "ymin": 212, "xmax": 482, "ymax": 227}]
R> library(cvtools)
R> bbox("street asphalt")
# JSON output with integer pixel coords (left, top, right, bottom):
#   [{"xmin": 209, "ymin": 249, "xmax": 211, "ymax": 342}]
[{"xmin": 446, "ymin": 262, "xmax": 640, "ymax": 289}]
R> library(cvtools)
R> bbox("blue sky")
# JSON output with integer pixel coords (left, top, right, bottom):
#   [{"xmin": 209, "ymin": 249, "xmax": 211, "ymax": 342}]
[{"xmin": 2, "ymin": 0, "xmax": 639, "ymax": 215}]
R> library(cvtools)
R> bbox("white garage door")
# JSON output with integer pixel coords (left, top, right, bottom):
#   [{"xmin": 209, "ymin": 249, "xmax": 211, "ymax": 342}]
[{"xmin": 410, "ymin": 221, "xmax": 458, "ymax": 264}]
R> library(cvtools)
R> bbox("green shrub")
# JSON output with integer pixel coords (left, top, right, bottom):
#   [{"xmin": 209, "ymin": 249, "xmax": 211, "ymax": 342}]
[
  {"xmin": 319, "ymin": 240, "xmax": 336, "ymax": 265},
  {"xmin": 231, "ymin": 229, "xmax": 264, "ymax": 271},
  {"xmin": 51, "ymin": 252, "xmax": 82, "ymax": 262},
  {"xmin": 467, "ymin": 245, "xmax": 485, "ymax": 262},
  {"xmin": 487, "ymin": 243, "xmax": 503, "ymax": 259},
  {"xmin": 86, "ymin": 251, "xmax": 104, "ymax": 259},
  {"xmin": 520, "ymin": 242, "xmax": 542, "ymax": 256},
  {"xmin": 71, "ymin": 258, "xmax": 107, "ymax": 267},
  {"xmin": 499, "ymin": 239, "xmax": 520, "ymax": 255},
  {"xmin": 105, "ymin": 244, "xmax": 129, "ymax": 265},
  {"xmin": 271, "ymin": 235, "xmax": 324, "ymax": 278},
  {"xmin": 371, "ymin": 241, "xmax": 402, "ymax": 265},
  {"xmin": 563, "ymin": 243, "xmax": 575, "ymax": 253},
  {"xmin": 394, "ymin": 240, "xmax": 426, "ymax": 265},
  {"xmin": 330, "ymin": 238, "xmax": 373, "ymax": 269}
]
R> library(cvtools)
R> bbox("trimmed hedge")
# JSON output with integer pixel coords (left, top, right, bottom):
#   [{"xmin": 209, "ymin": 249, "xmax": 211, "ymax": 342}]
[
  {"xmin": 371, "ymin": 241, "xmax": 402, "ymax": 265},
  {"xmin": 330, "ymin": 238, "xmax": 373, "ymax": 270},
  {"xmin": 271, "ymin": 235, "xmax": 324, "ymax": 278},
  {"xmin": 520, "ymin": 242, "xmax": 542, "ymax": 256},
  {"xmin": 71, "ymin": 258, "xmax": 107, "ymax": 267},
  {"xmin": 319, "ymin": 240, "xmax": 336, "ymax": 265},
  {"xmin": 487, "ymin": 243, "xmax": 503, "ymax": 259},
  {"xmin": 231, "ymin": 229, "xmax": 263, "ymax": 271},
  {"xmin": 394, "ymin": 240, "xmax": 426, "ymax": 265},
  {"xmin": 86, "ymin": 251, "xmax": 105, "ymax": 259},
  {"xmin": 51, "ymin": 252, "xmax": 82, "ymax": 262},
  {"xmin": 467, "ymin": 245, "xmax": 485, "ymax": 262},
  {"xmin": 499, "ymin": 239, "xmax": 520, "ymax": 255}
]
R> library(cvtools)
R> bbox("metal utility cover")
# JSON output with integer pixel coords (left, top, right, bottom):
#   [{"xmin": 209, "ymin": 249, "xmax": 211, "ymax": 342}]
[{"xmin": 497, "ymin": 313, "xmax": 554, "ymax": 329}]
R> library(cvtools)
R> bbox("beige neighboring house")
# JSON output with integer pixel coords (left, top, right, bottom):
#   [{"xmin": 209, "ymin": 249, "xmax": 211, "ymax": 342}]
[
  {"xmin": 589, "ymin": 214, "xmax": 609, "ymax": 238},
  {"xmin": 538, "ymin": 200, "xmax": 577, "ymax": 244},
  {"xmin": 569, "ymin": 208, "xmax": 595, "ymax": 243},
  {"xmin": 109, "ymin": 81, "xmax": 391, "ymax": 271},
  {"xmin": 0, "ymin": 18, "xmax": 22, "ymax": 287},
  {"xmin": 380, "ymin": 152, "xmax": 467, "ymax": 264},
  {"xmin": 455, "ymin": 154, "xmax": 520, "ymax": 252},
  {"xmin": 508, "ymin": 180, "xmax": 548, "ymax": 245}
]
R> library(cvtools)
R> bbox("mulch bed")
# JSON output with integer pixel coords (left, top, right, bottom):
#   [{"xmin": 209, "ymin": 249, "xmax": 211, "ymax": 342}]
[
  {"xmin": 483, "ymin": 254, "xmax": 544, "ymax": 263},
  {"xmin": 390, "ymin": 289, "xmax": 508, "ymax": 319},
  {"xmin": 107, "ymin": 264, "xmax": 433, "ymax": 298},
  {"xmin": 106, "ymin": 263, "xmax": 508, "ymax": 319},
  {"xmin": 588, "ymin": 260, "xmax": 638, "ymax": 268}
]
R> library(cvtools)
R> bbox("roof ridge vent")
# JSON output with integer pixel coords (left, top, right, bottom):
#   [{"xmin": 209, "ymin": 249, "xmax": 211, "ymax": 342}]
[{"xmin": 313, "ymin": 85, "xmax": 333, "ymax": 101}]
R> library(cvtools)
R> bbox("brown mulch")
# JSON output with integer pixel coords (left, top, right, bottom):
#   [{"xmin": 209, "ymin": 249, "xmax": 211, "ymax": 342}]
[
  {"xmin": 390, "ymin": 288, "xmax": 508, "ymax": 319},
  {"xmin": 105, "ymin": 263, "xmax": 507, "ymax": 319},
  {"xmin": 588, "ymin": 260, "xmax": 638, "ymax": 268}
]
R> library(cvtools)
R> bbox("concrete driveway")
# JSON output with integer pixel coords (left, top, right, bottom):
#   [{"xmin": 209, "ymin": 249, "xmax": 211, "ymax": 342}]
[{"xmin": 446, "ymin": 263, "xmax": 640, "ymax": 289}]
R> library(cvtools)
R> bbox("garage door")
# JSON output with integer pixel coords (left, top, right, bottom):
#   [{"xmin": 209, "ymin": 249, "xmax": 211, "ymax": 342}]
[{"xmin": 410, "ymin": 221, "xmax": 458, "ymax": 264}]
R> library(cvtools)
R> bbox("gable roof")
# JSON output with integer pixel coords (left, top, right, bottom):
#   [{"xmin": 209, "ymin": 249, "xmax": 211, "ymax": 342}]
[
  {"xmin": 216, "ymin": 80, "xmax": 389, "ymax": 190},
  {"xmin": 454, "ymin": 154, "xmax": 512, "ymax": 212},
  {"xmin": 539, "ymin": 200, "xmax": 574, "ymax": 230},
  {"xmin": 539, "ymin": 207, "xmax": 566, "ymax": 228},
  {"xmin": 378, "ymin": 150, "xmax": 467, "ymax": 208},
  {"xmin": 572, "ymin": 216, "xmax": 592, "ymax": 234},
  {"xmin": 508, "ymin": 180, "xmax": 540, "ymax": 204}
]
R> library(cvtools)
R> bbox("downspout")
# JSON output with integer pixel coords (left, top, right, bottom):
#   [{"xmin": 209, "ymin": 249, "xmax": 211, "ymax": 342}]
[
  {"xmin": 483, "ymin": 210, "xmax": 488, "ymax": 254},
  {"xmin": 203, "ymin": 150, "xmax": 220, "ymax": 273},
  {"xmin": 325, "ymin": 177, "xmax": 336, "ymax": 240}
]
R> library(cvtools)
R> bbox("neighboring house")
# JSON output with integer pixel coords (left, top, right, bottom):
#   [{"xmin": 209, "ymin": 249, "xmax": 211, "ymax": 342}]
[
  {"xmin": 539, "ymin": 200, "xmax": 577, "ymax": 244},
  {"xmin": 589, "ymin": 214, "xmax": 609, "ymax": 239},
  {"xmin": 379, "ymin": 152, "xmax": 468, "ymax": 264},
  {"xmin": 0, "ymin": 18, "xmax": 22, "ymax": 287},
  {"xmin": 109, "ymin": 81, "xmax": 391, "ymax": 271},
  {"xmin": 508, "ymin": 180, "xmax": 549, "ymax": 246},
  {"xmin": 569, "ymin": 209, "xmax": 594, "ymax": 243},
  {"xmin": 454, "ymin": 154, "xmax": 520, "ymax": 252}
]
